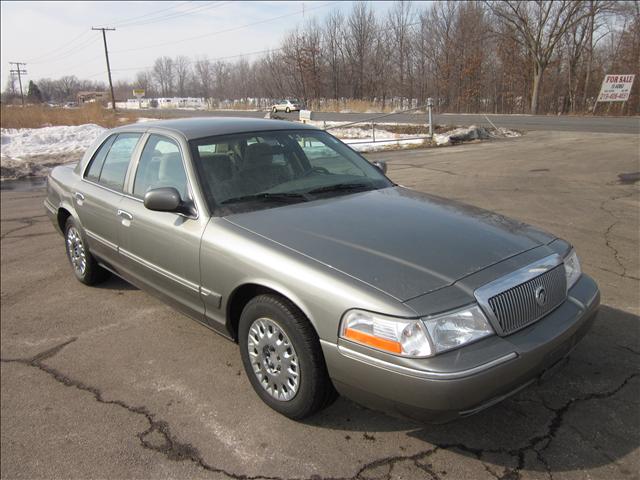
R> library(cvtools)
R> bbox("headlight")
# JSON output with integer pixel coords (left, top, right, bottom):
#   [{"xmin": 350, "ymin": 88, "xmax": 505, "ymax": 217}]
[
  {"xmin": 340, "ymin": 310, "xmax": 432, "ymax": 357},
  {"xmin": 340, "ymin": 305, "xmax": 495, "ymax": 358},
  {"xmin": 422, "ymin": 305, "xmax": 494, "ymax": 354},
  {"xmin": 564, "ymin": 248, "xmax": 582, "ymax": 290}
]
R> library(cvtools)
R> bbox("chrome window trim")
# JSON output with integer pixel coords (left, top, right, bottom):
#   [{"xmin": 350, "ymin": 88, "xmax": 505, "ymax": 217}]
[
  {"xmin": 81, "ymin": 177, "xmax": 141, "ymax": 203},
  {"xmin": 474, "ymin": 254, "xmax": 563, "ymax": 334},
  {"xmin": 119, "ymin": 247, "xmax": 200, "ymax": 293},
  {"xmin": 331, "ymin": 341, "xmax": 518, "ymax": 380}
]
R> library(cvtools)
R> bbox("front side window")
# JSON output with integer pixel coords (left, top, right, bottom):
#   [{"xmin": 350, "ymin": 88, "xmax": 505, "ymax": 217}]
[
  {"xmin": 133, "ymin": 135, "xmax": 188, "ymax": 199},
  {"xmin": 190, "ymin": 130, "xmax": 392, "ymax": 213},
  {"xmin": 88, "ymin": 133, "xmax": 141, "ymax": 191}
]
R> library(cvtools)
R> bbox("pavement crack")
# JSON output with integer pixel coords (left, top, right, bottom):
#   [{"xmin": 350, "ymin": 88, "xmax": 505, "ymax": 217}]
[
  {"xmin": 0, "ymin": 214, "xmax": 49, "ymax": 240},
  {"xmin": 353, "ymin": 448, "xmax": 438, "ymax": 480},
  {"xmin": 1, "ymin": 340, "xmax": 299, "ymax": 480},
  {"xmin": 2, "ymin": 340, "xmax": 637, "ymax": 480},
  {"xmin": 599, "ymin": 190, "xmax": 638, "ymax": 280},
  {"xmin": 617, "ymin": 344, "xmax": 640, "ymax": 356}
]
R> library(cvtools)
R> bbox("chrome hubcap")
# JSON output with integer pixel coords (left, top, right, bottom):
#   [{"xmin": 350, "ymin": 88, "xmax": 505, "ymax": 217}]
[
  {"xmin": 247, "ymin": 318, "xmax": 299, "ymax": 401},
  {"xmin": 66, "ymin": 227, "xmax": 86, "ymax": 275}
]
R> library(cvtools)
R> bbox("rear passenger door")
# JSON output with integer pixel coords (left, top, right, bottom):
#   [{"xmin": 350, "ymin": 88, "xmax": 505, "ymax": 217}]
[
  {"xmin": 75, "ymin": 132, "xmax": 142, "ymax": 269},
  {"xmin": 117, "ymin": 134, "xmax": 208, "ymax": 320}
]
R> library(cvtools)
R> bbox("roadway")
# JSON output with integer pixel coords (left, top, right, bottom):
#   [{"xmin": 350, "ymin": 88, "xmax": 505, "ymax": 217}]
[{"xmin": 151, "ymin": 108, "xmax": 640, "ymax": 134}]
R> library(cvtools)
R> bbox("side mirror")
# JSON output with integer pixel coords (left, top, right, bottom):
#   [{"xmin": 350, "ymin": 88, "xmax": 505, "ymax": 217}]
[
  {"xmin": 372, "ymin": 160, "xmax": 388, "ymax": 174},
  {"xmin": 144, "ymin": 187, "xmax": 181, "ymax": 212}
]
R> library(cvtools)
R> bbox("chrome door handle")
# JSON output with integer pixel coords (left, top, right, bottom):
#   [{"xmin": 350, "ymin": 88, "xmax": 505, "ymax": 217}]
[
  {"xmin": 74, "ymin": 192, "xmax": 85, "ymax": 201},
  {"xmin": 117, "ymin": 209, "xmax": 133, "ymax": 221}
]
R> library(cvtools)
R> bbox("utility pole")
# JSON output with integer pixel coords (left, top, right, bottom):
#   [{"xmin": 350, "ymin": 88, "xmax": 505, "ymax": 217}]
[
  {"xmin": 9, "ymin": 62, "xmax": 27, "ymax": 106},
  {"xmin": 92, "ymin": 27, "xmax": 116, "ymax": 110}
]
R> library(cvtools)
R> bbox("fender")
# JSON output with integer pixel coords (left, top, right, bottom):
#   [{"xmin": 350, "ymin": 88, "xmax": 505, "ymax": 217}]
[{"xmin": 227, "ymin": 277, "xmax": 320, "ymax": 334}]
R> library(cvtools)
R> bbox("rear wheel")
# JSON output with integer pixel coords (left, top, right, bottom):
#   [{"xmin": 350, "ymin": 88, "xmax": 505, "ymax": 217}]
[
  {"xmin": 285, "ymin": 107, "xmax": 291, "ymax": 113},
  {"xmin": 238, "ymin": 294, "xmax": 337, "ymax": 419},
  {"xmin": 272, "ymin": 106, "xmax": 277, "ymax": 113},
  {"xmin": 64, "ymin": 217, "xmax": 109, "ymax": 285}
]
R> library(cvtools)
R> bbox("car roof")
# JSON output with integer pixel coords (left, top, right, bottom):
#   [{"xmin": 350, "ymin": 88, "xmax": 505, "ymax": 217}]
[{"xmin": 114, "ymin": 116, "xmax": 318, "ymax": 140}]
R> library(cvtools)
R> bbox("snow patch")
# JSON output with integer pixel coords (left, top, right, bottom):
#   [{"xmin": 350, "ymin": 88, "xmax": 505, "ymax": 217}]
[
  {"xmin": 1, "ymin": 124, "xmax": 106, "ymax": 160},
  {"xmin": 434, "ymin": 125, "xmax": 490, "ymax": 146},
  {"xmin": 344, "ymin": 138, "xmax": 426, "ymax": 152},
  {"xmin": 1, "ymin": 124, "xmax": 106, "ymax": 180}
]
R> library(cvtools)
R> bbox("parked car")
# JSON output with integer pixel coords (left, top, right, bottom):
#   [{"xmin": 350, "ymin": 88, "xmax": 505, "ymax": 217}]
[
  {"xmin": 271, "ymin": 99, "xmax": 302, "ymax": 113},
  {"xmin": 45, "ymin": 117, "xmax": 599, "ymax": 421}
]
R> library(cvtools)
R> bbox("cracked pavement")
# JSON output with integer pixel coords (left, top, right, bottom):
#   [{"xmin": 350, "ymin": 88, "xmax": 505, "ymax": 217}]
[{"xmin": 1, "ymin": 130, "xmax": 639, "ymax": 479}]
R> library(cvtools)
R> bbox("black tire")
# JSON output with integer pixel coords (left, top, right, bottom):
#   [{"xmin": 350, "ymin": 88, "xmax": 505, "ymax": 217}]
[
  {"xmin": 64, "ymin": 217, "xmax": 110, "ymax": 286},
  {"xmin": 272, "ymin": 106, "xmax": 277, "ymax": 113},
  {"xmin": 238, "ymin": 294, "xmax": 337, "ymax": 419},
  {"xmin": 285, "ymin": 107, "xmax": 291, "ymax": 113}
]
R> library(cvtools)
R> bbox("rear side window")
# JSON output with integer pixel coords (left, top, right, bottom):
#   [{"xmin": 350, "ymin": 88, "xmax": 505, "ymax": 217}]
[
  {"xmin": 99, "ymin": 133, "xmax": 141, "ymax": 191},
  {"xmin": 85, "ymin": 136, "xmax": 116, "ymax": 182},
  {"xmin": 90, "ymin": 133, "xmax": 141, "ymax": 191},
  {"xmin": 133, "ymin": 135, "xmax": 188, "ymax": 199}
]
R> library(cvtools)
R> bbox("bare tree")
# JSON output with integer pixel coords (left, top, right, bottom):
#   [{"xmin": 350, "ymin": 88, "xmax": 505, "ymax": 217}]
[
  {"xmin": 193, "ymin": 58, "xmax": 213, "ymax": 98},
  {"xmin": 174, "ymin": 55, "xmax": 191, "ymax": 97},
  {"xmin": 487, "ymin": 1, "xmax": 590, "ymax": 114},
  {"xmin": 388, "ymin": 1, "xmax": 414, "ymax": 108},
  {"xmin": 323, "ymin": 10, "xmax": 345, "ymax": 101},
  {"xmin": 153, "ymin": 56, "xmax": 175, "ymax": 97},
  {"xmin": 135, "ymin": 71, "xmax": 154, "ymax": 96},
  {"xmin": 345, "ymin": 1, "xmax": 377, "ymax": 99}
]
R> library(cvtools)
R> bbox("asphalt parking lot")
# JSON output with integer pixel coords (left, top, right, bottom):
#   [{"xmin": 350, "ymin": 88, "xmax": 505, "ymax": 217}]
[{"xmin": 1, "ymin": 130, "xmax": 638, "ymax": 480}]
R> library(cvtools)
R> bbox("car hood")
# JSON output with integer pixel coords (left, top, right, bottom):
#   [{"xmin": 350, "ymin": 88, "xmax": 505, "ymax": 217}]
[{"xmin": 224, "ymin": 187, "xmax": 555, "ymax": 301}]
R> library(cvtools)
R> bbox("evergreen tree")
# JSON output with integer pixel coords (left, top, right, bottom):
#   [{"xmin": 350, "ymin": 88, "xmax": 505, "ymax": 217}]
[{"xmin": 27, "ymin": 80, "xmax": 43, "ymax": 103}]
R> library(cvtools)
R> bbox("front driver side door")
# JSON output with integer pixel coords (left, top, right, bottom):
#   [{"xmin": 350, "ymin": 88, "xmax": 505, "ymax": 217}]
[{"xmin": 117, "ymin": 133, "xmax": 208, "ymax": 320}]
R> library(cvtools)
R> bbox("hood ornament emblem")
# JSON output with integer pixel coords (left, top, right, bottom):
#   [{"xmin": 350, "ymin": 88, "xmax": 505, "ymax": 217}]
[{"xmin": 535, "ymin": 286, "xmax": 547, "ymax": 307}]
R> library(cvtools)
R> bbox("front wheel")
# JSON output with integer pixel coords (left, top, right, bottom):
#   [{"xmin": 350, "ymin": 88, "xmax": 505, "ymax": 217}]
[
  {"xmin": 64, "ymin": 217, "xmax": 109, "ymax": 285},
  {"xmin": 238, "ymin": 294, "xmax": 337, "ymax": 419},
  {"xmin": 285, "ymin": 107, "xmax": 291, "ymax": 113},
  {"xmin": 272, "ymin": 106, "xmax": 277, "ymax": 113}
]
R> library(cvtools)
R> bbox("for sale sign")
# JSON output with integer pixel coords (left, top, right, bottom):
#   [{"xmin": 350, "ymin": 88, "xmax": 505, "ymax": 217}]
[{"xmin": 597, "ymin": 75, "xmax": 635, "ymax": 102}]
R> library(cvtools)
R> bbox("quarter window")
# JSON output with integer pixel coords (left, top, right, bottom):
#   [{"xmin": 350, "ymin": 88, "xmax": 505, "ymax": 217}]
[{"xmin": 133, "ymin": 135, "xmax": 188, "ymax": 199}]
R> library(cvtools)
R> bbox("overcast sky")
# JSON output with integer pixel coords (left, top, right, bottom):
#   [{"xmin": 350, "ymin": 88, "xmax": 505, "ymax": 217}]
[{"xmin": 1, "ymin": 1, "xmax": 430, "ymax": 88}]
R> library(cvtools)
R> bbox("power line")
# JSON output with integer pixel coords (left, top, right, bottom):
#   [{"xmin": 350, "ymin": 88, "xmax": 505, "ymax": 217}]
[
  {"xmin": 111, "ymin": 1, "xmax": 336, "ymax": 54},
  {"xmin": 26, "ymin": 30, "xmax": 92, "ymax": 63},
  {"xmin": 99, "ymin": 1, "xmax": 193, "ymax": 29},
  {"xmin": 92, "ymin": 27, "xmax": 117, "ymax": 110},
  {"xmin": 9, "ymin": 62, "xmax": 27, "ymax": 106},
  {"xmin": 30, "ymin": 36, "xmax": 101, "ymax": 65},
  {"xmin": 117, "ymin": 1, "xmax": 229, "ymax": 28},
  {"xmin": 111, "ymin": 47, "xmax": 284, "ymax": 74}
]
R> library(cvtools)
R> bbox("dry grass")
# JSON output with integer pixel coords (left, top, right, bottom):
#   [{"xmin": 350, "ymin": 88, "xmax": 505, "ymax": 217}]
[{"xmin": 0, "ymin": 103, "xmax": 145, "ymax": 129}]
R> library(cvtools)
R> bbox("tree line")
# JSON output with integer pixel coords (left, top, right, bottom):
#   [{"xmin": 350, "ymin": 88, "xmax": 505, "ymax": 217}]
[{"xmin": 4, "ymin": 1, "xmax": 639, "ymax": 115}]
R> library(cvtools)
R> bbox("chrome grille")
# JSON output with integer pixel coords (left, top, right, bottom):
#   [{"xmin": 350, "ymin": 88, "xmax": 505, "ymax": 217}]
[{"xmin": 488, "ymin": 265, "xmax": 567, "ymax": 335}]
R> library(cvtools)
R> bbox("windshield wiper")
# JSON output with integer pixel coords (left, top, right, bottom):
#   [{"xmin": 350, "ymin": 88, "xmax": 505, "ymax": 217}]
[
  {"xmin": 220, "ymin": 192, "xmax": 309, "ymax": 205},
  {"xmin": 306, "ymin": 182, "xmax": 373, "ymax": 195}
]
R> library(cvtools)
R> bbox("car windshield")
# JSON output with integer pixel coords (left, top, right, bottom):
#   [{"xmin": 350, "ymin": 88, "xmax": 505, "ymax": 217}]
[{"xmin": 189, "ymin": 129, "xmax": 392, "ymax": 214}]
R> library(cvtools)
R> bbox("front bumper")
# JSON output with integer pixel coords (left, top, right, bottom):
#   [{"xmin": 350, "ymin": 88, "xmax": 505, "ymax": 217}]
[{"xmin": 321, "ymin": 274, "xmax": 600, "ymax": 422}]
